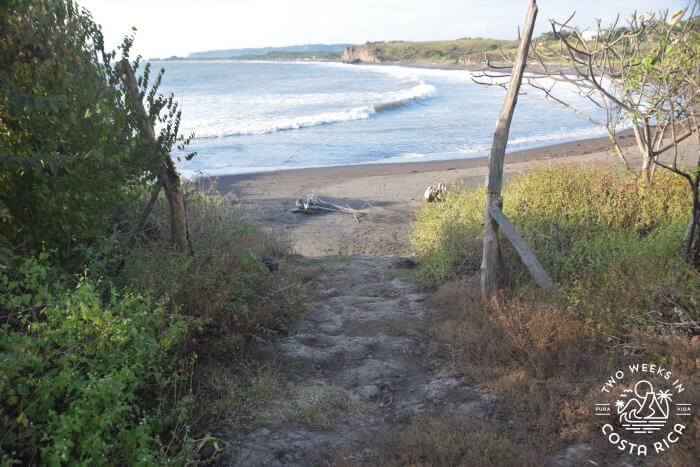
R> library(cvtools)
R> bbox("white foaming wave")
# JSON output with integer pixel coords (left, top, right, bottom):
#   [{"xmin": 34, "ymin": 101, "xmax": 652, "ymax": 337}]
[
  {"xmin": 192, "ymin": 106, "xmax": 375, "ymax": 137},
  {"xmin": 454, "ymin": 125, "xmax": 609, "ymax": 155},
  {"xmin": 383, "ymin": 152, "xmax": 429, "ymax": 162},
  {"xmin": 190, "ymin": 80, "xmax": 437, "ymax": 138},
  {"xmin": 319, "ymin": 61, "xmax": 473, "ymax": 82},
  {"xmin": 509, "ymin": 126, "xmax": 608, "ymax": 145}
]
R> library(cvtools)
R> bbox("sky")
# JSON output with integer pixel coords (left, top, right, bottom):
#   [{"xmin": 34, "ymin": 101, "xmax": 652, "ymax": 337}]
[{"xmin": 79, "ymin": 0, "xmax": 688, "ymax": 58}]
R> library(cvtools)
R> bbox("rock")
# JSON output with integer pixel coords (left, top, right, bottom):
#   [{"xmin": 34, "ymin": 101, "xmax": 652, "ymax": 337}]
[
  {"xmin": 405, "ymin": 329, "xmax": 428, "ymax": 343},
  {"xmin": 422, "ymin": 378, "xmax": 463, "ymax": 402},
  {"xmin": 354, "ymin": 385, "xmax": 380, "ymax": 401},
  {"xmin": 230, "ymin": 425, "xmax": 365, "ymax": 467},
  {"xmin": 319, "ymin": 287, "xmax": 340, "ymax": 298},
  {"xmin": 394, "ymin": 257, "xmax": 420, "ymax": 269},
  {"xmin": 342, "ymin": 44, "xmax": 381, "ymax": 63},
  {"xmin": 198, "ymin": 443, "xmax": 215, "ymax": 461}
]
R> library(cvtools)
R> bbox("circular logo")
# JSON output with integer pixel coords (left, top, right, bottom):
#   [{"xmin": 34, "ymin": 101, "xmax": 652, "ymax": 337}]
[{"xmin": 594, "ymin": 363, "xmax": 693, "ymax": 456}]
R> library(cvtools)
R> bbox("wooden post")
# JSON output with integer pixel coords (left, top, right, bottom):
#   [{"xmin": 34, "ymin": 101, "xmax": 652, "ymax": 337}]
[
  {"xmin": 481, "ymin": 0, "xmax": 538, "ymax": 302},
  {"xmin": 120, "ymin": 61, "xmax": 189, "ymax": 250}
]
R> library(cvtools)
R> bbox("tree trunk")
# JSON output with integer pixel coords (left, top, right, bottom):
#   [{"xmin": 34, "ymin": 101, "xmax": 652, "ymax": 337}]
[
  {"xmin": 685, "ymin": 182, "xmax": 700, "ymax": 266},
  {"xmin": 164, "ymin": 178, "xmax": 188, "ymax": 250},
  {"xmin": 631, "ymin": 123, "xmax": 655, "ymax": 182},
  {"xmin": 120, "ymin": 60, "xmax": 189, "ymax": 250},
  {"xmin": 641, "ymin": 147, "xmax": 654, "ymax": 183}
]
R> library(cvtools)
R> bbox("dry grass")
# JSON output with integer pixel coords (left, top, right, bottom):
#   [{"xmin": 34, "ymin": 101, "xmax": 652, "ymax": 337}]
[
  {"xmin": 403, "ymin": 164, "xmax": 699, "ymax": 464},
  {"xmin": 369, "ymin": 417, "xmax": 533, "ymax": 467},
  {"xmin": 415, "ymin": 275, "xmax": 700, "ymax": 464},
  {"xmin": 113, "ymin": 188, "xmax": 312, "ymax": 448},
  {"xmin": 264, "ymin": 383, "xmax": 372, "ymax": 428},
  {"xmin": 412, "ymin": 164, "xmax": 697, "ymax": 334},
  {"xmin": 430, "ymin": 278, "xmax": 610, "ymax": 435},
  {"xmin": 119, "ymin": 188, "xmax": 308, "ymax": 360},
  {"xmin": 189, "ymin": 363, "xmax": 281, "ymax": 434}
]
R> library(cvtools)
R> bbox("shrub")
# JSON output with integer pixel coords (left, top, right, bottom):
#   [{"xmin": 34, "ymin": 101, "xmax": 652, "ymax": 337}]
[
  {"xmin": 411, "ymin": 164, "xmax": 698, "ymax": 332},
  {"xmin": 0, "ymin": 255, "xmax": 187, "ymax": 464},
  {"xmin": 0, "ymin": 0, "xmax": 139, "ymax": 256},
  {"xmin": 114, "ymin": 188, "xmax": 305, "ymax": 360}
]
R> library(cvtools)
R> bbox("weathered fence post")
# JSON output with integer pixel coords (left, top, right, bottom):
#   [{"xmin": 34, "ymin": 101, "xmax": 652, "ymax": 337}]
[
  {"xmin": 481, "ymin": 0, "xmax": 538, "ymax": 302},
  {"xmin": 120, "ymin": 60, "xmax": 190, "ymax": 250}
]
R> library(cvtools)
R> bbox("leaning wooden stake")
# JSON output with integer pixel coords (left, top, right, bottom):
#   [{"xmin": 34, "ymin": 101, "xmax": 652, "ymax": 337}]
[
  {"xmin": 488, "ymin": 206, "xmax": 559, "ymax": 299},
  {"xmin": 120, "ymin": 61, "xmax": 190, "ymax": 250},
  {"xmin": 481, "ymin": 0, "xmax": 538, "ymax": 301}
]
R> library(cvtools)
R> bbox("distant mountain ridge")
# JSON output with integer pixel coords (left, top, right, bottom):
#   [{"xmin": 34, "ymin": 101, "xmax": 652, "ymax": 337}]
[{"xmin": 188, "ymin": 43, "xmax": 352, "ymax": 59}]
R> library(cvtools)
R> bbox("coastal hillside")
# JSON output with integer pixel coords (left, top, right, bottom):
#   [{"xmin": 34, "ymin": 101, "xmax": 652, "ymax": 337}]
[
  {"xmin": 188, "ymin": 43, "xmax": 351, "ymax": 59},
  {"xmin": 342, "ymin": 38, "xmax": 517, "ymax": 64}
]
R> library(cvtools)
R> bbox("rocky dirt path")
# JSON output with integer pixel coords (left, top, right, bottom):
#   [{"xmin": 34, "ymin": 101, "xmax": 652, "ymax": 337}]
[{"xmin": 226, "ymin": 255, "xmax": 496, "ymax": 466}]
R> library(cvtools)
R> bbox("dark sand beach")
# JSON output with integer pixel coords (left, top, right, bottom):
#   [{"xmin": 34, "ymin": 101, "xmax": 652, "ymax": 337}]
[{"xmin": 200, "ymin": 131, "xmax": 665, "ymax": 257}]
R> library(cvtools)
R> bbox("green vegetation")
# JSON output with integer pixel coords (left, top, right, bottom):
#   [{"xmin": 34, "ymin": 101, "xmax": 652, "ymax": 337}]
[
  {"xmin": 412, "ymin": 164, "xmax": 697, "ymax": 333},
  {"xmin": 1, "ymin": 258, "xmax": 188, "ymax": 463},
  {"xmin": 350, "ymin": 37, "xmax": 517, "ymax": 63},
  {"xmin": 0, "ymin": 0, "xmax": 305, "ymax": 463},
  {"xmin": 409, "ymin": 164, "xmax": 698, "ymax": 464}
]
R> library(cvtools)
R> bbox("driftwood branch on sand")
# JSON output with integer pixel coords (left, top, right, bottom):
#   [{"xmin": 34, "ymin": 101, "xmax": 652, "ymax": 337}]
[
  {"xmin": 290, "ymin": 194, "xmax": 368, "ymax": 222},
  {"xmin": 423, "ymin": 183, "xmax": 447, "ymax": 202}
]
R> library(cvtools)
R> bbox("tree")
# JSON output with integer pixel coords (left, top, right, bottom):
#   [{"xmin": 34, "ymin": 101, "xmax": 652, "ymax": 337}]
[
  {"xmin": 0, "ymin": 0, "xmax": 194, "ymax": 263},
  {"xmin": 474, "ymin": 6, "xmax": 700, "ymax": 264}
]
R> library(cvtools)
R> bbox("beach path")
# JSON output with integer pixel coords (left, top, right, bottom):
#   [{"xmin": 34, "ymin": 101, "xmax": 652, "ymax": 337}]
[{"xmin": 226, "ymin": 255, "xmax": 495, "ymax": 465}]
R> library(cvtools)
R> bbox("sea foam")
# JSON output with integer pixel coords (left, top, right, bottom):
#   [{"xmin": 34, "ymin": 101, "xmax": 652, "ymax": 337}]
[{"xmin": 186, "ymin": 78, "xmax": 437, "ymax": 138}]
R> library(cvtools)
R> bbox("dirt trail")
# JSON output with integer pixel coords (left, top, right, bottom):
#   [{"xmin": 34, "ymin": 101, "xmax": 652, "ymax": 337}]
[{"xmin": 226, "ymin": 255, "xmax": 496, "ymax": 465}]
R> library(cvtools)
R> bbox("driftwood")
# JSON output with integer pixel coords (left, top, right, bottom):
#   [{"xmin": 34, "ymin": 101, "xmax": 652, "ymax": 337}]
[
  {"xmin": 423, "ymin": 183, "xmax": 447, "ymax": 202},
  {"xmin": 290, "ymin": 194, "xmax": 367, "ymax": 222}
]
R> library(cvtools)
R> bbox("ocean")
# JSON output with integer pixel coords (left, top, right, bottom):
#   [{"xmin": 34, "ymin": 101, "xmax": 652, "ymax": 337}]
[{"xmin": 156, "ymin": 60, "xmax": 607, "ymax": 177}]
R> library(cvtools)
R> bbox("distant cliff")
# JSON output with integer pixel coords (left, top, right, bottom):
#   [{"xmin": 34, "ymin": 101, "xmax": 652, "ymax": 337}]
[{"xmin": 342, "ymin": 44, "xmax": 381, "ymax": 63}]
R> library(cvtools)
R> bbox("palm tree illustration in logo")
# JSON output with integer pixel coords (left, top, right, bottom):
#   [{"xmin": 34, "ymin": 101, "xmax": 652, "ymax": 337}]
[{"xmin": 615, "ymin": 380, "xmax": 671, "ymax": 433}]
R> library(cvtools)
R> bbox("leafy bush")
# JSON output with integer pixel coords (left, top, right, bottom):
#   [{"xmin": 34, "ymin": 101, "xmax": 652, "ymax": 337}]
[
  {"xmin": 0, "ymin": 0, "xmax": 191, "ymax": 264},
  {"xmin": 0, "ymin": 255, "xmax": 187, "ymax": 464},
  {"xmin": 411, "ymin": 164, "xmax": 698, "ymax": 332},
  {"xmin": 0, "ymin": 0, "xmax": 140, "ymax": 256},
  {"xmin": 114, "ymin": 188, "xmax": 305, "ymax": 359}
]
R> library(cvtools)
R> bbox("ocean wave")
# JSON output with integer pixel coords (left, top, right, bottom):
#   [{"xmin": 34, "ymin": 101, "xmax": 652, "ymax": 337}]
[
  {"xmin": 382, "ymin": 152, "xmax": 429, "ymax": 162},
  {"xmin": 453, "ymin": 126, "xmax": 609, "ymax": 155},
  {"xmin": 190, "ymin": 80, "xmax": 437, "ymax": 138}
]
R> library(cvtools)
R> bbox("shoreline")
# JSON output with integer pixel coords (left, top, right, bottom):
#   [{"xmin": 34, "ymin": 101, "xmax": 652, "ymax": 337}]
[
  {"xmin": 206, "ymin": 130, "xmax": 634, "ymax": 185},
  {"xmin": 203, "ymin": 131, "xmax": 640, "ymax": 257}
]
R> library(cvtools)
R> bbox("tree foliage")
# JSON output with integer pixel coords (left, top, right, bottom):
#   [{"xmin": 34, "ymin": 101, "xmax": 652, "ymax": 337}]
[{"xmin": 0, "ymin": 0, "xmax": 192, "ymax": 265}]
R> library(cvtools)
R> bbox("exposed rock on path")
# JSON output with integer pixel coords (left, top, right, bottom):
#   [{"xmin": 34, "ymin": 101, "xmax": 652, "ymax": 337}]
[{"xmin": 226, "ymin": 256, "xmax": 495, "ymax": 466}]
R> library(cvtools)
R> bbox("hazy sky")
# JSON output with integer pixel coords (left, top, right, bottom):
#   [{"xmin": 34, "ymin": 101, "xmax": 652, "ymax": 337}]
[{"xmin": 79, "ymin": 0, "xmax": 688, "ymax": 58}]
